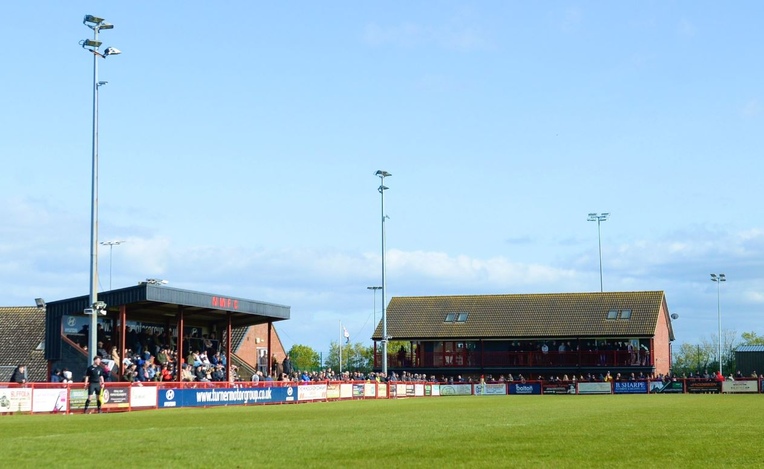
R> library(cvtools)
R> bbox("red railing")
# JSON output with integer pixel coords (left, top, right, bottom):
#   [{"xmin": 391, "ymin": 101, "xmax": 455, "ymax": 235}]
[{"xmin": 376, "ymin": 350, "xmax": 653, "ymax": 369}]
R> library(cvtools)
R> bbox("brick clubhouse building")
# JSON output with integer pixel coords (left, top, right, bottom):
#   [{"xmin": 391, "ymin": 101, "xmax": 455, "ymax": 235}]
[{"xmin": 372, "ymin": 291, "xmax": 675, "ymax": 378}]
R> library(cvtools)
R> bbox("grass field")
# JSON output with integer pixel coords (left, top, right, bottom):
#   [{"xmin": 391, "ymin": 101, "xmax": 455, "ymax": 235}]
[{"xmin": 1, "ymin": 395, "xmax": 762, "ymax": 468}]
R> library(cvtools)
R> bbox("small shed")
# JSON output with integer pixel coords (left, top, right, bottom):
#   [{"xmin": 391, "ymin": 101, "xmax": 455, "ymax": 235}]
[{"xmin": 734, "ymin": 345, "xmax": 764, "ymax": 377}]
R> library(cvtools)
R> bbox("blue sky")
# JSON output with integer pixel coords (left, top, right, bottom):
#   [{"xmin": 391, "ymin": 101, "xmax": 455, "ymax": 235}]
[{"xmin": 2, "ymin": 2, "xmax": 762, "ymax": 358}]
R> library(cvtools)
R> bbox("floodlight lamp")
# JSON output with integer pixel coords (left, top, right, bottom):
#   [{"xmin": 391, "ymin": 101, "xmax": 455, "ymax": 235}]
[
  {"xmin": 97, "ymin": 81, "xmax": 108, "ymax": 87},
  {"xmin": 375, "ymin": 170, "xmax": 392, "ymax": 178},
  {"xmin": 84, "ymin": 15, "xmax": 106, "ymax": 26},
  {"xmin": 35, "ymin": 298, "xmax": 46, "ymax": 309},
  {"xmin": 81, "ymin": 39, "xmax": 102, "ymax": 49},
  {"xmin": 99, "ymin": 22, "xmax": 114, "ymax": 30},
  {"xmin": 103, "ymin": 47, "xmax": 121, "ymax": 57}
]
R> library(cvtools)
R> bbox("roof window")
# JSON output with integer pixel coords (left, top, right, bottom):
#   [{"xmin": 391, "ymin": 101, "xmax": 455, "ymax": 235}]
[
  {"xmin": 455, "ymin": 312, "xmax": 468, "ymax": 323},
  {"xmin": 607, "ymin": 309, "xmax": 618, "ymax": 320},
  {"xmin": 444, "ymin": 313, "xmax": 456, "ymax": 322},
  {"xmin": 620, "ymin": 309, "xmax": 632, "ymax": 319}
]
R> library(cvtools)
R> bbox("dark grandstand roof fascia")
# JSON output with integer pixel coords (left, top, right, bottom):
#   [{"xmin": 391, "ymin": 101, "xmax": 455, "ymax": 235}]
[{"xmin": 371, "ymin": 291, "xmax": 671, "ymax": 341}]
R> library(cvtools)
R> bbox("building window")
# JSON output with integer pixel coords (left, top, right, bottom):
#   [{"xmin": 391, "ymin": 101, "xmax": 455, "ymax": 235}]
[
  {"xmin": 607, "ymin": 309, "xmax": 618, "ymax": 320},
  {"xmin": 456, "ymin": 312, "xmax": 468, "ymax": 323},
  {"xmin": 444, "ymin": 313, "xmax": 456, "ymax": 322},
  {"xmin": 620, "ymin": 309, "xmax": 632, "ymax": 319}
]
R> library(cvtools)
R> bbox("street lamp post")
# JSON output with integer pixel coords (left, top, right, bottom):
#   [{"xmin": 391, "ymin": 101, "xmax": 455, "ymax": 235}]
[
  {"xmin": 375, "ymin": 170, "xmax": 391, "ymax": 376},
  {"xmin": 82, "ymin": 14, "xmax": 121, "ymax": 364},
  {"xmin": 587, "ymin": 212, "xmax": 610, "ymax": 292},
  {"xmin": 100, "ymin": 240, "xmax": 125, "ymax": 290},
  {"xmin": 710, "ymin": 273, "xmax": 726, "ymax": 375},
  {"xmin": 367, "ymin": 286, "xmax": 382, "ymax": 338}
]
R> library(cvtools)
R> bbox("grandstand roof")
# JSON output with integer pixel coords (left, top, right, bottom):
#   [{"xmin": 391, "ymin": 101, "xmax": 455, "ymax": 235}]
[
  {"xmin": 372, "ymin": 291, "xmax": 673, "ymax": 341},
  {"xmin": 736, "ymin": 345, "xmax": 764, "ymax": 353},
  {"xmin": 45, "ymin": 283, "xmax": 290, "ymax": 361},
  {"xmin": 0, "ymin": 306, "xmax": 47, "ymax": 382}
]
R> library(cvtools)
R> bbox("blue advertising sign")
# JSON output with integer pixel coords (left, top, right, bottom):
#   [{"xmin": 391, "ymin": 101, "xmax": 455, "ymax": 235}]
[
  {"xmin": 614, "ymin": 381, "xmax": 648, "ymax": 394},
  {"xmin": 158, "ymin": 386, "xmax": 297, "ymax": 408},
  {"xmin": 508, "ymin": 383, "xmax": 542, "ymax": 395}
]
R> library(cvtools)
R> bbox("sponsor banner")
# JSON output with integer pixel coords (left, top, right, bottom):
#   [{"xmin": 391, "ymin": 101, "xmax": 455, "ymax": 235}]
[
  {"xmin": 158, "ymin": 386, "xmax": 296, "ymax": 408},
  {"xmin": 363, "ymin": 383, "xmax": 376, "ymax": 398},
  {"xmin": 577, "ymin": 382, "xmax": 611, "ymax": 395},
  {"xmin": 614, "ymin": 381, "xmax": 648, "ymax": 394},
  {"xmin": 405, "ymin": 384, "xmax": 416, "ymax": 397},
  {"xmin": 687, "ymin": 381, "xmax": 721, "ymax": 394},
  {"xmin": 509, "ymin": 383, "xmax": 541, "ymax": 395},
  {"xmin": 0, "ymin": 388, "xmax": 33, "ymax": 412},
  {"xmin": 32, "ymin": 388, "xmax": 69, "ymax": 413},
  {"xmin": 352, "ymin": 384, "xmax": 364, "ymax": 398},
  {"xmin": 474, "ymin": 384, "xmax": 507, "ymax": 395},
  {"xmin": 722, "ymin": 380, "xmax": 758, "ymax": 394},
  {"xmin": 543, "ymin": 383, "xmax": 575, "ymax": 395},
  {"xmin": 101, "ymin": 387, "xmax": 130, "ymax": 409},
  {"xmin": 414, "ymin": 384, "xmax": 425, "ymax": 397},
  {"xmin": 326, "ymin": 383, "xmax": 340, "ymax": 399},
  {"xmin": 392, "ymin": 384, "xmax": 406, "ymax": 398},
  {"xmin": 378, "ymin": 384, "xmax": 388, "ymax": 398},
  {"xmin": 130, "ymin": 386, "xmax": 158, "ymax": 407},
  {"xmin": 298, "ymin": 384, "xmax": 327, "ymax": 401},
  {"xmin": 69, "ymin": 388, "xmax": 88, "ymax": 410},
  {"xmin": 649, "ymin": 380, "xmax": 684, "ymax": 393},
  {"xmin": 339, "ymin": 383, "xmax": 353, "ymax": 399},
  {"xmin": 439, "ymin": 384, "xmax": 473, "ymax": 396},
  {"xmin": 424, "ymin": 384, "xmax": 441, "ymax": 396}
]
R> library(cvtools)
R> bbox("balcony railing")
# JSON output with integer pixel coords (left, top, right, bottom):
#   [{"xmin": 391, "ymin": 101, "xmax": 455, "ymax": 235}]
[{"xmin": 375, "ymin": 349, "xmax": 652, "ymax": 370}]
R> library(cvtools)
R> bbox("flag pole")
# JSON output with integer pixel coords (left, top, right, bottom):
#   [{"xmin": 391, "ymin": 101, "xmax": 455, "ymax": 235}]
[{"xmin": 339, "ymin": 320, "xmax": 342, "ymax": 375}]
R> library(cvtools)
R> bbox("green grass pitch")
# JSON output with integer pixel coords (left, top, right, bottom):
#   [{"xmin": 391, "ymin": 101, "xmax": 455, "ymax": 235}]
[{"xmin": 1, "ymin": 395, "xmax": 761, "ymax": 468}]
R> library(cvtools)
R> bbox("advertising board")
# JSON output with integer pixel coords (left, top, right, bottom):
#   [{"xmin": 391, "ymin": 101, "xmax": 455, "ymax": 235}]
[
  {"xmin": 577, "ymin": 382, "xmax": 611, "ymax": 395},
  {"xmin": 722, "ymin": 380, "xmax": 758, "ymax": 393},
  {"xmin": 158, "ymin": 386, "xmax": 296, "ymax": 408},
  {"xmin": 474, "ymin": 384, "xmax": 507, "ymax": 395},
  {"xmin": 508, "ymin": 383, "xmax": 541, "ymax": 395},
  {"xmin": 686, "ymin": 381, "xmax": 721, "ymax": 394},
  {"xmin": 438, "ymin": 384, "xmax": 473, "ymax": 396},
  {"xmin": 614, "ymin": 381, "xmax": 648, "ymax": 394},
  {"xmin": 0, "ymin": 388, "xmax": 33, "ymax": 413},
  {"xmin": 32, "ymin": 388, "xmax": 68, "ymax": 413}
]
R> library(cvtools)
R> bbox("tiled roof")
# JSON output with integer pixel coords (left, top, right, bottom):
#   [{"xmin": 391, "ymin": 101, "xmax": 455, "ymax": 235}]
[
  {"xmin": 0, "ymin": 307, "xmax": 47, "ymax": 382},
  {"xmin": 372, "ymin": 291, "xmax": 668, "ymax": 340}
]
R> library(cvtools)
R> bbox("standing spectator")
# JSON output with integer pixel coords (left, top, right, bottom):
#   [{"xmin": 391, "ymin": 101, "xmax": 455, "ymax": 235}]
[
  {"xmin": 282, "ymin": 355, "xmax": 293, "ymax": 377},
  {"xmin": 10, "ymin": 365, "xmax": 27, "ymax": 384}
]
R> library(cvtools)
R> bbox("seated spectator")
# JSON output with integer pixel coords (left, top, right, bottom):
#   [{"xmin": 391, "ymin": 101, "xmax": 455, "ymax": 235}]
[
  {"xmin": 123, "ymin": 364, "xmax": 138, "ymax": 383},
  {"xmin": 180, "ymin": 364, "xmax": 194, "ymax": 382},
  {"xmin": 195, "ymin": 365, "xmax": 209, "ymax": 382},
  {"xmin": 211, "ymin": 364, "xmax": 226, "ymax": 382},
  {"xmin": 96, "ymin": 341, "xmax": 108, "ymax": 359}
]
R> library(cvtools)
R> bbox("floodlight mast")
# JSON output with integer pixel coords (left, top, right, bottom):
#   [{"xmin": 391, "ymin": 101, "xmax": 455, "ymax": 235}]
[
  {"xmin": 587, "ymin": 212, "xmax": 610, "ymax": 292},
  {"xmin": 81, "ymin": 14, "xmax": 119, "ymax": 364},
  {"xmin": 710, "ymin": 273, "xmax": 726, "ymax": 375},
  {"xmin": 375, "ymin": 170, "xmax": 391, "ymax": 377}
]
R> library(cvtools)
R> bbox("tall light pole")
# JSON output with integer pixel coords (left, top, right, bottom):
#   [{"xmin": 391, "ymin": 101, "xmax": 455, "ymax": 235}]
[
  {"xmin": 587, "ymin": 212, "xmax": 610, "ymax": 292},
  {"xmin": 375, "ymin": 170, "xmax": 391, "ymax": 376},
  {"xmin": 710, "ymin": 273, "xmax": 726, "ymax": 375},
  {"xmin": 82, "ymin": 14, "xmax": 121, "ymax": 364},
  {"xmin": 367, "ymin": 286, "xmax": 382, "ymax": 337},
  {"xmin": 100, "ymin": 240, "xmax": 125, "ymax": 290}
]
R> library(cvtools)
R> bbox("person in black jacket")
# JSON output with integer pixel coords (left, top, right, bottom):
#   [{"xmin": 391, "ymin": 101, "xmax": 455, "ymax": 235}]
[
  {"xmin": 9, "ymin": 365, "xmax": 26, "ymax": 384},
  {"xmin": 83, "ymin": 357, "xmax": 105, "ymax": 414}
]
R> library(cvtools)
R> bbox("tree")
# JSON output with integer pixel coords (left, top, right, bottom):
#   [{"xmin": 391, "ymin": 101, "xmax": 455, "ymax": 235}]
[
  {"xmin": 325, "ymin": 341, "xmax": 373, "ymax": 373},
  {"xmin": 740, "ymin": 331, "xmax": 764, "ymax": 346},
  {"xmin": 288, "ymin": 344, "xmax": 321, "ymax": 372},
  {"xmin": 671, "ymin": 329, "xmax": 739, "ymax": 376}
]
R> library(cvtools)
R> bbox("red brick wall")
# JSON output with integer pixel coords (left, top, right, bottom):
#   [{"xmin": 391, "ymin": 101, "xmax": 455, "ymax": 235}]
[
  {"xmin": 234, "ymin": 324, "xmax": 287, "ymax": 371},
  {"xmin": 653, "ymin": 298, "xmax": 673, "ymax": 375}
]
